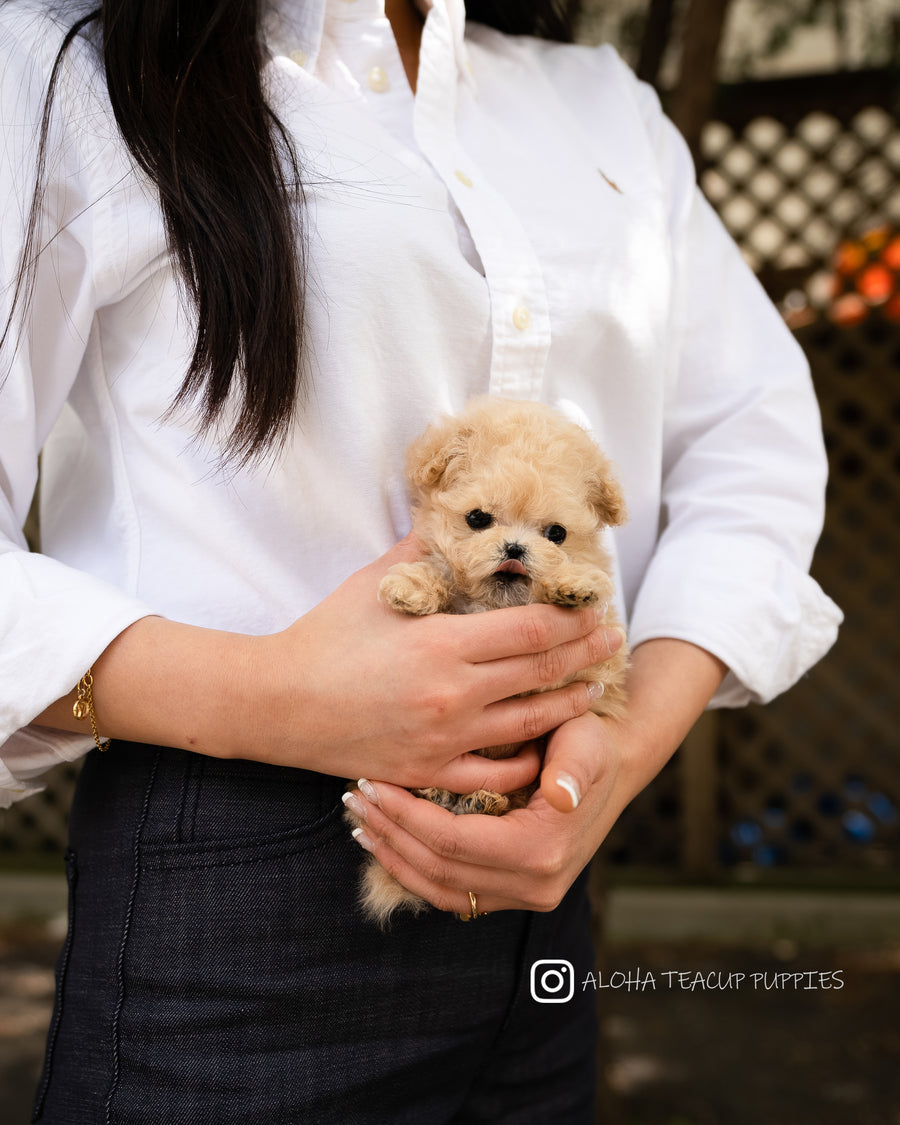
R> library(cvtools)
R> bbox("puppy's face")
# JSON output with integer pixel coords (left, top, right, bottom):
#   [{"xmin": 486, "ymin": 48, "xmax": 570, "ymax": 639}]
[
  {"xmin": 406, "ymin": 400, "xmax": 626, "ymax": 610},
  {"xmin": 424, "ymin": 474, "xmax": 601, "ymax": 609}
]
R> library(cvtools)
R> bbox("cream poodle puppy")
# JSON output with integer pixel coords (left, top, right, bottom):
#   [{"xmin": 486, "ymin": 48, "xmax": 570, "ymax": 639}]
[{"xmin": 346, "ymin": 397, "xmax": 629, "ymax": 924}]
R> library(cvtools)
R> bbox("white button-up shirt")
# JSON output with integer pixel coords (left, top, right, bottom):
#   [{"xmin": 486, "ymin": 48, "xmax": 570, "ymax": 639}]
[{"xmin": 0, "ymin": 0, "xmax": 841, "ymax": 805}]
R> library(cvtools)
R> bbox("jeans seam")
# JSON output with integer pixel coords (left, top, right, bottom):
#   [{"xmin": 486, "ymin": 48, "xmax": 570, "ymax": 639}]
[
  {"xmin": 31, "ymin": 848, "xmax": 78, "ymax": 1122},
  {"xmin": 185, "ymin": 756, "xmax": 205, "ymax": 843},
  {"xmin": 103, "ymin": 748, "xmax": 162, "ymax": 1125},
  {"xmin": 174, "ymin": 755, "xmax": 191, "ymax": 844},
  {"xmin": 174, "ymin": 753, "xmax": 204, "ymax": 844},
  {"xmin": 137, "ymin": 817, "xmax": 346, "ymax": 871}
]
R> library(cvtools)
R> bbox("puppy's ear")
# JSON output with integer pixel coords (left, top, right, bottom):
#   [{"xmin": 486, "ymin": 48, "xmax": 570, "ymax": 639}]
[
  {"xmin": 406, "ymin": 417, "xmax": 472, "ymax": 489},
  {"xmin": 587, "ymin": 458, "xmax": 627, "ymax": 527}
]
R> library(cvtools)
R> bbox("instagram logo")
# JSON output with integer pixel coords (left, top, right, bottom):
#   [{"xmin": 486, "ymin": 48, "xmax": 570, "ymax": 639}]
[{"xmin": 530, "ymin": 959, "xmax": 574, "ymax": 1003}]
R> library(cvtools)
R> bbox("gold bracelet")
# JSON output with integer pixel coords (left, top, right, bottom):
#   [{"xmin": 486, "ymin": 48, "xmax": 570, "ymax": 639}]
[{"xmin": 73, "ymin": 669, "xmax": 112, "ymax": 752}]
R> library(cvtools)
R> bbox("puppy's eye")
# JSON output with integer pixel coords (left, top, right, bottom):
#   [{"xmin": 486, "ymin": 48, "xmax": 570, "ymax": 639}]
[
  {"xmin": 465, "ymin": 509, "xmax": 494, "ymax": 531},
  {"xmin": 543, "ymin": 524, "xmax": 567, "ymax": 544}
]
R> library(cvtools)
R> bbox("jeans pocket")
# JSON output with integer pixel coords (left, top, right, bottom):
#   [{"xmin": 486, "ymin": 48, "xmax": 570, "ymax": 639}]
[
  {"xmin": 137, "ymin": 748, "xmax": 347, "ymax": 857},
  {"xmin": 31, "ymin": 848, "xmax": 78, "ymax": 1122},
  {"xmin": 106, "ymin": 830, "xmax": 360, "ymax": 1122}
]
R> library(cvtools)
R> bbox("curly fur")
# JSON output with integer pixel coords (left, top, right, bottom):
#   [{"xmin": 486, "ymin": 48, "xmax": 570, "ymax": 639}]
[{"xmin": 345, "ymin": 397, "xmax": 630, "ymax": 925}]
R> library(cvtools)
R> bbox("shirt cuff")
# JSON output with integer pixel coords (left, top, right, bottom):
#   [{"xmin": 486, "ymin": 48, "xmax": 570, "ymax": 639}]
[
  {"xmin": 626, "ymin": 534, "xmax": 842, "ymax": 707},
  {"xmin": 0, "ymin": 549, "xmax": 156, "ymax": 804},
  {"xmin": 0, "ymin": 726, "xmax": 94, "ymax": 809}
]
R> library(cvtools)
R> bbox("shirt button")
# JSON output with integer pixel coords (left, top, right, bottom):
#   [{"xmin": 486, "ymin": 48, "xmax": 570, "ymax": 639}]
[
  {"xmin": 289, "ymin": 48, "xmax": 307, "ymax": 68},
  {"xmin": 512, "ymin": 306, "xmax": 531, "ymax": 331},
  {"xmin": 367, "ymin": 66, "xmax": 390, "ymax": 93},
  {"xmin": 454, "ymin": 170, "xmax": 474, "ymax": 188}
]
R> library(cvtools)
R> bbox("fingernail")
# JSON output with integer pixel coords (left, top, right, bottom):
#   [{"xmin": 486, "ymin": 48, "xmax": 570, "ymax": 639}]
[
  {"xmin": 342, "ymin": 790, "xmax": 366, "ymax": 819},
  {"xmin": 357, "ymin": 778, "xmax": 380, "ymax": 805},
  {"xmin": 598, "ymin": 625, "xmax": 625, "ymax": 657},
  {"xmin": 351, "ymin": 826, "xmax": 375, "ymax": 851},
  {"xmin": 593, "ymin": 601, "xmax": 609, "ymax": 623},
  {"xmin": 587, "ymin": 680, "xmax": 606, "ymax": 701},
  {"xmin": 556, "ymin": 771, "xmax": 581, "ymax": 810}
]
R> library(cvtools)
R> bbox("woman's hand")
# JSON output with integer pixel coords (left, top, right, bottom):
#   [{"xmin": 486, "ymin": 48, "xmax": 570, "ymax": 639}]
[
  {"xmin": 254, "ymin": 535, "xmax": 623, "ymax": 791},
  {"xmin": 345, "ymin": 712, "xmax": 628, "ymax": 914},
  {"xmin": 342, "ymin": 638, "xmax": 728, "ymax": 916},
  {"xmin": 35, "ymin": 536, "xmax": 623, "ymax": 795}
]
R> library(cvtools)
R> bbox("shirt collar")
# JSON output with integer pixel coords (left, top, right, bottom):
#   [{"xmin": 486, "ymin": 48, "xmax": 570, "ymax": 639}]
[{"xmin": 265, "ymin": 0, "xmax": 470, "ymax": 84}]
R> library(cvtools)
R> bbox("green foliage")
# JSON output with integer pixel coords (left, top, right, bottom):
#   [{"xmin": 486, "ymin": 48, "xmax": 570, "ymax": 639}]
[
  {"xmin": 733, "ymin": 0, "xmax": 835, "ymax": 73},
  {"xmin": 726, "ymin": 0, "xmax": 897, "ymax": 76},
  {"xmin": 578, "ymin": 0, "xmax": 898, "ymax": 76}
]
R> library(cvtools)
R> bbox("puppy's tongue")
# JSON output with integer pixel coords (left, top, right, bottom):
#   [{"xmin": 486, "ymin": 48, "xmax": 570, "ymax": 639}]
[{"xmin": 494, "ymin": 559, "xmax": 528, "ymax": 576}]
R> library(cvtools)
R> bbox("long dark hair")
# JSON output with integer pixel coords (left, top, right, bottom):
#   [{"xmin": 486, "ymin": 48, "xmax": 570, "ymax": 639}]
[{"xmin": 4, "ymin": 1, "xmax": 580, "ymax": 464}]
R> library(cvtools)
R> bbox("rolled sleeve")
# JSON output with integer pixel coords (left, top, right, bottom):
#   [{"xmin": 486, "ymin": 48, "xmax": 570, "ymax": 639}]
[
  {"xmin": 625, "ymin": 67, "xmax": 842, "ymax": 703},
  {"xmin": 0, "ymin": 550, "xmax": 153, "ymax": 805},
  {"xmin": 0, "ymin": 13, "xmax": 154, "ymax": 803},
  {"xmin": 1, "ymin": 727, "xmax": 91, "ymax": 810},
  {"xmin": 629, "ymin": 534, "xmax": 841, "ymax": 707}
]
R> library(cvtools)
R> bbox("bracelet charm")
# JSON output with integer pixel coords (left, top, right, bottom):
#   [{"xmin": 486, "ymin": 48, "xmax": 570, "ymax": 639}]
[{"xmin": 73, "ymin": 669, "xmax": 112, "ymax": 752}]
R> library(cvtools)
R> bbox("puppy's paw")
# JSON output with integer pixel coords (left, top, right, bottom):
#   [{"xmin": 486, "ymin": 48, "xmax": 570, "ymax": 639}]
[
  {"xmin": 549, "ymin": 585, "xmax": 600, "ymax": 607},
  {"xmin": 544, "ymin": 567, "xmax": 613, "ymax": 609},
  {"xmin": 379, "ymin": 562, "xmax": 450, "ymax": 616},
  {"xmin": 414, "ymin": 786, "xmax": 458, "ymax": 810},
  {"xmin": 453, "ymin": 789, "xmax": 509, "ymax": 816}
]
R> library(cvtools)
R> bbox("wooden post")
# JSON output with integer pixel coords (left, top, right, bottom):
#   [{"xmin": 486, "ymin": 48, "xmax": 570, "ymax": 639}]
[
  {"xmin": 637, "ymin": 0, "xmax": 678, "ymax": 88},
  {"xmin": 667, "ymin": 0, "xmax": 734, "ymax": 163},
  {"xmin": 680, "ymin": 710, "xmax": 720, "ymax": 877}
]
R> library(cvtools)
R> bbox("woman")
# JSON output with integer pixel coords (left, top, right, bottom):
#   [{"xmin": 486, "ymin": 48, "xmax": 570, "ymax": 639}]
[{"xmin": 1, "ymin": 1, "xmax": 840, "ymax": 1120}]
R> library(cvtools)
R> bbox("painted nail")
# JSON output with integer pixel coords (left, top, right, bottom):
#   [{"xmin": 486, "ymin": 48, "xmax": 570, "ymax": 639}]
[
  {"xmin": 600, "ymin": 626, "xmax": 625, "ymax": 656},
  {"xmin": 351, "ymin": 827, "xmax": 375, "ymax": 851},
  {"xmin": 587, "ymin": 680, "xmax": 606, "ymax": 701},
  {"xmin": 342, "ymin": 790, "xmax": 366, "ymax": 819},
  {"xmin": 555, "ymin": 771, "xmax": 581, "ymax": 810},
  {"xmin": 357, "ymin": 778, "xmax": 380, "ymax": 805}
]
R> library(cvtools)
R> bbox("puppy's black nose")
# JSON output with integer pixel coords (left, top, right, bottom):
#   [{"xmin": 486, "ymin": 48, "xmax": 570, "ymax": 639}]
[{"xmin": 504, "ymin": 542, "xmax": 526, "ymax": 560}]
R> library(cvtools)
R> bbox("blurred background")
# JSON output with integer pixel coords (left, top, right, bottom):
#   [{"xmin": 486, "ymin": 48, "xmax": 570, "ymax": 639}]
[{"xmin": 2, "ymin": 1, "xmax": 899, "ymax": 1122}]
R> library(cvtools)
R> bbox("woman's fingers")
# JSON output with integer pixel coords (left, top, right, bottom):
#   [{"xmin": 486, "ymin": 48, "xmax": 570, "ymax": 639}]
[
  {"xmin": 428, "ymin": 740, "xmax": 542, "ymax": 797},
  {"xmin": 449, "ymin": 602, "xmax": 623, "ymax": 698},
  {"xmin": 472, "ymin": 680, "xmax": 595, "ymax": 753},
  {"xmin": 348, "ymin": 781, "xmax": 541, "ymax": 913},
  {"xmin": 452, "ymin": 601, "xmax": 600, "ymax": 663},
  {"xmin": 482, "ymin": 624, "xmax": 623, "ymax": 702},
  {"xmin": 351, "ymin": 812, "xmax": 504, "ymax": 916},
  {"xmin": 354, "ymin": 779, "xmax": 531, "ymax": 871},
  {"xmin": 405, "ymin": 674, "xmax": 596, "ymax": 790}
]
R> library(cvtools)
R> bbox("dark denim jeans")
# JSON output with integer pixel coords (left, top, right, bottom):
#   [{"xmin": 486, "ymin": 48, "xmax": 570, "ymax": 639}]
[{"xmin": 33, "ymin": 743, "xmax": 597, "ymax": 1123}]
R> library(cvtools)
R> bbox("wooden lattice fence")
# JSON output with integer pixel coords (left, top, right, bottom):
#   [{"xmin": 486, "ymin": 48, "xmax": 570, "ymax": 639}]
[
  {"xmin": 0, "ymin": 762, "xmax": 80, "ymax": 856},
  {"xmin": 3, "ymin": 68, "xmax": 900, "ymax": 880},
  {"xmin": 701, "ymin": 69, "xmax": 900, "ymax": 297},
  {"xmin": 714, "ymin": 312, "xmax": 900, "ymax": 876},
  {"xmin": 608, "ymin": 67, "xmax": 900, "ymax": 881}
]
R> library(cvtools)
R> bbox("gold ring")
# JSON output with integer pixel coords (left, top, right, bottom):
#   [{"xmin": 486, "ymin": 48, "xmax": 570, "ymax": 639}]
[{"xmin": 457, "ymin": 890, "xmax": 486, "ymax": 921}]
